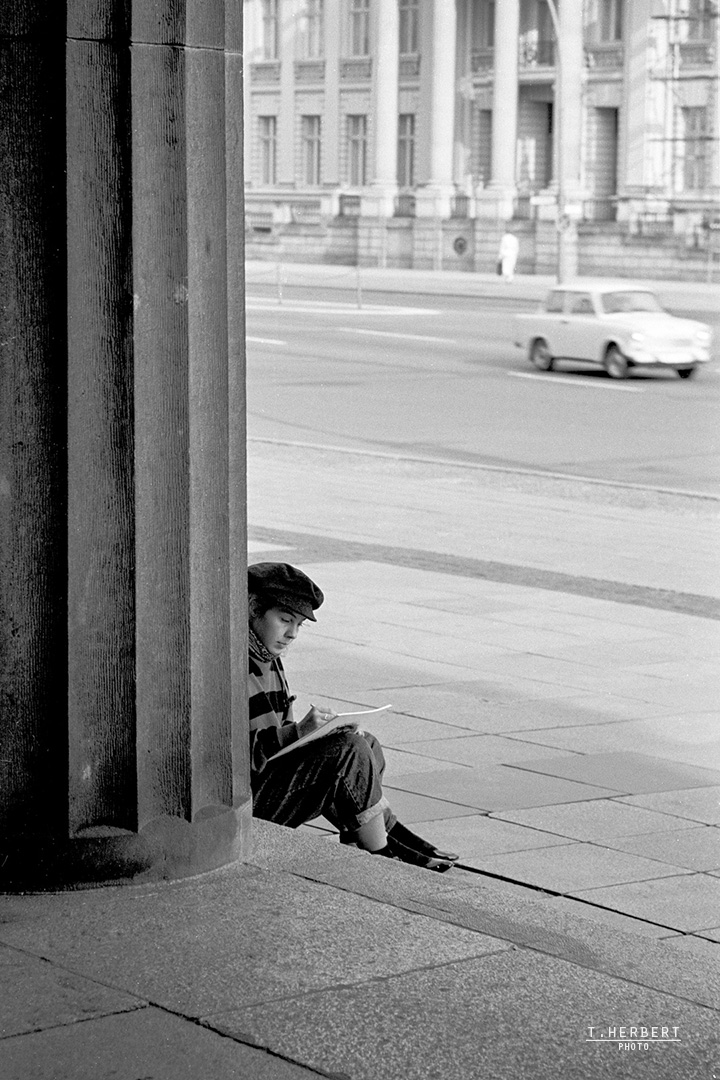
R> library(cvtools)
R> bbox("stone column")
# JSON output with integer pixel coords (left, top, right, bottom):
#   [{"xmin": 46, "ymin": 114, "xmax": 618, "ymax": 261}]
[
  {"xmin": 557, "ymin": 0, "xmax": 584, "ymax": 211},
  {"xmin": 477, "ymin": 0, "xmax": 520, "ymax": 221},
  {"xmin": 359, "ymin": 0, "xmax": 399, "ymax": 265},
  {"xmin": 323, "ymin": 0, "xmax": 342, "ymax": 187},
  {"xmin": 0, "ymin": 0, "xmax": 250, "ymax": 891},
  {"xmin": 415, "ymin": 0, "xmax": 457, "ymax": 218},
  {"xmin": 556, "ymin": 0, "xmax": 585, "ymax": 279},
  {"xmin": 277, "ymin": 0, "xmax": 298, "ymax": 184},
  {"xmin": 361, "ymin": 0, "xmax": 399, "ymax": 217}
]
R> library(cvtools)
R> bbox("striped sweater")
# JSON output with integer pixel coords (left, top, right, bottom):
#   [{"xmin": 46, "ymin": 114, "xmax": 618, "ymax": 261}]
[{"xmin": 248, "ymin": 649, "xmax": 300, "ymax": 774}]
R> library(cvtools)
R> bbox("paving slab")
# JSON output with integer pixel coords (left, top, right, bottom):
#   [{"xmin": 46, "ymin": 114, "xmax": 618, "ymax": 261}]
[
  {"xmin": 695, "ymin": 927, "xmax": 720, "ymax": 943},
  {"xmin": 382, "ymin": 746, "xmax": 472, "ymax": 777},
  {"xmin": 619, "ymin": 786, "xmax": 720, "ymax": 825},
  {"xmin": 460, "ymin": 652, "xmax": 687, "ymax": 700},
  {"xmin": 599, "ymin": 826, "xmax": 720, "ymax": 872},
  {"xmin": 0, "ymin": 1006, "xmax": 321, "ymax": 1080},
  {"xmin": 0, "ymin": 945, "xmax": 142, "ymax": 1039},
  {"xmin": 407, "ymin": 815, "xmax": 570, "ymax": 861},
  {"xmin": 461, "ymin": 841, "xmax": 689, "ymax": 894},
  {"xmin": 386, "ymin": 764, "xmax": 617, "ymax": 811},
  {"xmin": 542, "ymin": 898, "xmax": 679, "ymax": 939},
  {"xmin": 0, "ymin": 865, "xmax": 505, "ymax": 1018},
  {"xmin": 207, "ymin": 949, "xmax": 720, "ymax": 1080},
  {"xmin": 516, "ymin": 713, "xmax": 720, "ymax": 770},
  {"xmin": 662, "ymin": 936, "xmax": 720, "ymax": 960},
  {"xmin": 545, "ymin": 693, "xmax": 684, "ymax": 720},
  {"xmin": 357, "ymin": 683, "xmax": 607, "ymax": 731},
  {"xmin": 493, "ymin": 799, "xmax": 702, "ymax": 841},
  {"xmin": 572, "ymin": 872, "xmax": 720, "ymax": 932},
  {"xmin": 507, "ymin": 751, "xmax": 720, "ymax": 794},
  {"xmin": 399, "ymin": 733, "xmax": 579, "ymax": 767},
  {"xmin": 378, "ymin": 787, "xmax": 482, "ymax": 823},
  {"xmin": 351, "ymin": 712, "xmax": 478, "ymax": 744}
]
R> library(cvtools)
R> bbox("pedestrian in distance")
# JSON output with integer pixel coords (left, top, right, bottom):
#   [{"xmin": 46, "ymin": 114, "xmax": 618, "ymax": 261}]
[
  {"xmin": 498, "ymin": 229, "xmax": 519, "ymax": 282},
  {"xmin": 248, "ymin": 562, "xmax": 459, "ymax": 872}
]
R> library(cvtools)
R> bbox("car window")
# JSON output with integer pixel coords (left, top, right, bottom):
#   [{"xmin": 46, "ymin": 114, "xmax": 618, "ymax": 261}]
[
  {"xmin": 600, "ymin": 291, "xmax": 664, "ymax": 314},
  {"xmin": 545, "ymin": 291, "xmax": 565, "ymax": 313},
  {"xmin": 568, "ymin": 293, "xmax": 595, "ymax": 315}
]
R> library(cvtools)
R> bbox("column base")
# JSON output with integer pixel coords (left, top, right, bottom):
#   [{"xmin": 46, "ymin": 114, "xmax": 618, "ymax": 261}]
[
  {"xmin": 414, "ymin": 184, "xmax": 455, "ymax": 219},
  {"xmin": 360, "ymin": 184, "xmax": 398, "ymax": 218},
  {"xmin": 475, "ymin": 186, "xmax": 516, "ymax": 222},
  {"xmin": 0, "ymin": 800, "xmax": 253, "ymax": 891}
]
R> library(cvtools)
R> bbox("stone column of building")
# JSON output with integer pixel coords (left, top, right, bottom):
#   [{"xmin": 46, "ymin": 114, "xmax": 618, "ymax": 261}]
[
  {"xmin": 555, "ymin": 0, "xmax": 585, "ymax": 279},
  {"xmin": 619, "ymin": 0, "xmax": 657, "ymax": 223},
  {"xmin": 415, "ymin": 0, "xmax": 458, "ymax": 219},
  {"xmin": 477, "ymin": 0, "xmax": 520, "ymax": 221},
  {"xmin": 362, "ymin": 0, "xmax": 399, "ymax": 219},
  {"xmin": 0, "ymin": 1, "xmax": 250, "ymax": 890},
  {"xmin": 323, "ymin": 0, "xmax": 342, "ymax": 190},
  {"xmin": 242, "ymin": 0, "xmax": 261, "ymax": 188},
  {"xmin": 277, "ymin": 0, "xmax": 299, "ymax": 188}
]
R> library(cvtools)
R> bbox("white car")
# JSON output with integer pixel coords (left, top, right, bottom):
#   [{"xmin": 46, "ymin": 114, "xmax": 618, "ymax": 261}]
[{"xmin": 514, "ymin": 281, "xmax": 713, "ymax": 379}]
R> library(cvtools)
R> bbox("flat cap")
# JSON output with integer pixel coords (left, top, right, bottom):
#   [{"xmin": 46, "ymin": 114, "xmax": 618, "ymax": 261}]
[{"xmin": 248, "ymin": 562, "xmax": 324, "ymax": 621}]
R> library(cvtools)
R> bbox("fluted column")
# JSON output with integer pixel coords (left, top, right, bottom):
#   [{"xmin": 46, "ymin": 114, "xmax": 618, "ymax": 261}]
[
  {"xmin": 416, "ymin": 0, "xmax": 457, "ymax": 217},
  {"xmin": 0, "ymin": 0, "xmax": 250, "ymax": 891},
  {"xmin": 476, "ymin": 0, "xmax": 519, "ymax": 220},
  {"xmin": 362, "ymin": 0, "xmax": 399, "ymax": 216},
  {"xmin": 556, "ymin": 0, "xmax": 585, "ymax": 280},
  {"xmin": 557, "ymin": 0, "xmax": 584, "ymax": 210},
  {"xmin": 491, "ymin": 0, "xmax": 520, "ymax": 192}
]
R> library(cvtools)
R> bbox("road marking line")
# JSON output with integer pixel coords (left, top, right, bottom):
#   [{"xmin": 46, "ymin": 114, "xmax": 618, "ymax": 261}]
[
  {"xmin": 509, "ymin": 371, "xmax": 645, "ymax": 392},
  {"xmin": 337, "ymin": 328, "xmax": 457, "ymax": 344},
  {"xmin": 246, "ymin": 297, "xmax": 439, "ymax": 316},
  {"xmin": 247, "ymin": 336, "xmax": 287, "ymax": 346}
]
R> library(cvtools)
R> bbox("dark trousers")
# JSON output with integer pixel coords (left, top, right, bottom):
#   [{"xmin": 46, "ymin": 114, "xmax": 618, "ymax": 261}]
[{"xmin": 252, "ymin": 729, "xmax": 397, "ymax": 834}]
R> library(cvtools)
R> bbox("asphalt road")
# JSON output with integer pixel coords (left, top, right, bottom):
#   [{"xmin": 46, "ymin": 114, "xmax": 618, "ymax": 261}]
[{"xmin": 246, "ymin": 287, "xmax": 720, "ymax": 496}]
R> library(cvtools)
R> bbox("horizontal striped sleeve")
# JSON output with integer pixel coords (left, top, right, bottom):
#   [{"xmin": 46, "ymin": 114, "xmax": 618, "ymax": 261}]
[{"xmin": 248, "ymin": 655, "xmax": 298, "ymax": 773}]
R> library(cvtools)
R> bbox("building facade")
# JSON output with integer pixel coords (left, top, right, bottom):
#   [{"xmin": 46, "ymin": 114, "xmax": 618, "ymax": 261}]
[{"xmin": 243, "ymin": 0, "xmax": 720, "ymax": 279}]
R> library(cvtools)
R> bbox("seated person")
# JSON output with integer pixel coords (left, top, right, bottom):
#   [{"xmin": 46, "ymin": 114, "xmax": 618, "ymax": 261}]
[{"xmin": 248, "ymin": 562, "xmax": 459, "ymax": 872}]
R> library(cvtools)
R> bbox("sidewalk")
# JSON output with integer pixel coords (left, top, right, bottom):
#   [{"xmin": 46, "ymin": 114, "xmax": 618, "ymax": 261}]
[
  {"xmin": 245, "ymin": 259, "xmax": 720, "ymax": 317},
  {"xmin": 3, "ymin": 406, "xmax": 719, "ymax": 1078}
]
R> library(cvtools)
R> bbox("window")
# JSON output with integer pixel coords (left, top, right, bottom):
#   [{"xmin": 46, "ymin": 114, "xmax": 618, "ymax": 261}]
[
  {"xmin": 472, "ymin": 0, "xmax": 495, "ymax": 49},
  {"xmin": 261, "ymin": 0, "xmax": 279, "ymax": 60},
  {"xmin": 544, "ymin": 291, "xmax": 565, "ymax": 313},
  {"xmin": 258, "ymin": 116, "xmax": 277, "ymax": 184},
  {"xmin": 298, "ymin": 0, "xmax": 324, "ymax": 58},
  {"xmin": 681, "ymin": 107, "xmax": 708, "ymax": 190},
  {"xmin": 599, "ymin": 0, "xmax": 623, "ymax": 42},
  {"xmin": 601, "ymin": 291, "xmax": 664, "ymax": 314},
  {"xmin": 349, "ymin": 0, "xmax": 370, "ymax": 57},
  {"xmin": 301, "ymin": 116, "xmax": 322, "ymax": 185},
  {"xmin": 397, "ymin": 114, "xmax": 415, "ymax": 187},
  {"xmin": 346, "ymin": 114, "xmax": 367, "ymax": 185},
  {"xmin": 399, "ymin": 0, "xmax": 419, "ymax": 54},
  {"xmin": 679, "ymin": 0, "xmax": 713, "ymax": 40},
  {"xmin": 568, "ymin": 294, "xmax": 595, "ymax": 316}
]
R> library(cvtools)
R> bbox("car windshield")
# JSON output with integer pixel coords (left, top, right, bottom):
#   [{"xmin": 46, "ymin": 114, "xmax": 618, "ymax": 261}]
[{"xmin": 600, "ymin": 291, "xmax": 665, "ymax": 314}]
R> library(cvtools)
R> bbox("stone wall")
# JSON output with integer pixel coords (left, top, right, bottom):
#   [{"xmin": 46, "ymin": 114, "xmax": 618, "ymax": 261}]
[{"xmin": 246, "ymin": 216, "xmax": 718, "ymax": 281}]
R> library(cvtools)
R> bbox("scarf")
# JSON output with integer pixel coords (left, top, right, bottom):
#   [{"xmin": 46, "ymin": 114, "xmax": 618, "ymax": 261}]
[{"xmin": 249, "ymin": 625, "xmax": 275, "ymax": 664}]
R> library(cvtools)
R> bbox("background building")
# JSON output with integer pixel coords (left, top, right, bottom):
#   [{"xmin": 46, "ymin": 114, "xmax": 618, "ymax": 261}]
[{"xmin": 243, "ymin": 0, "xmax": 720, "ymax": 279}]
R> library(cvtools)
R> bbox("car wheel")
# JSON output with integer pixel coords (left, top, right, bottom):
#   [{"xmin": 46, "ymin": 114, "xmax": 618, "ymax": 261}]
[
  {"xmin": 530, "ymin": 339, "xmax": 553, "ymax": 371},
  {"xmin": 677, "ymin": 366, "xmax": 696, "ymax": 380},
  {"xmin": 604, "ymin": 345, "xmax": 628, "ymax": 380}
]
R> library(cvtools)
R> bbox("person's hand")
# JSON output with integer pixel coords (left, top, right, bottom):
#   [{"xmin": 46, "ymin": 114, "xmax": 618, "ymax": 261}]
[{"xmin": 297, "ymin": 705, "xmax": 338, "ymax": 739}]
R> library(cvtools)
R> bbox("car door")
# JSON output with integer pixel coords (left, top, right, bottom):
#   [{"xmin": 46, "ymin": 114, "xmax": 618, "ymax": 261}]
[
  {"xmin": 557, "ymin": 292, "xmax": 600, "ymax": 361},
  {"xmin": 539, "ymin": 289, "xmax": 566, "ymax": 355}
]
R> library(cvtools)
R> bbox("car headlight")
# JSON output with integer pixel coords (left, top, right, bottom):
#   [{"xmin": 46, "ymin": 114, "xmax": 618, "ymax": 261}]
[
  {"xmin": 630, "ymin": 332, "xmax": 646, "ymax": 345},
  {"xmin": 695, "ymin": 329, "xmax": 711, "ymax": 345}
]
